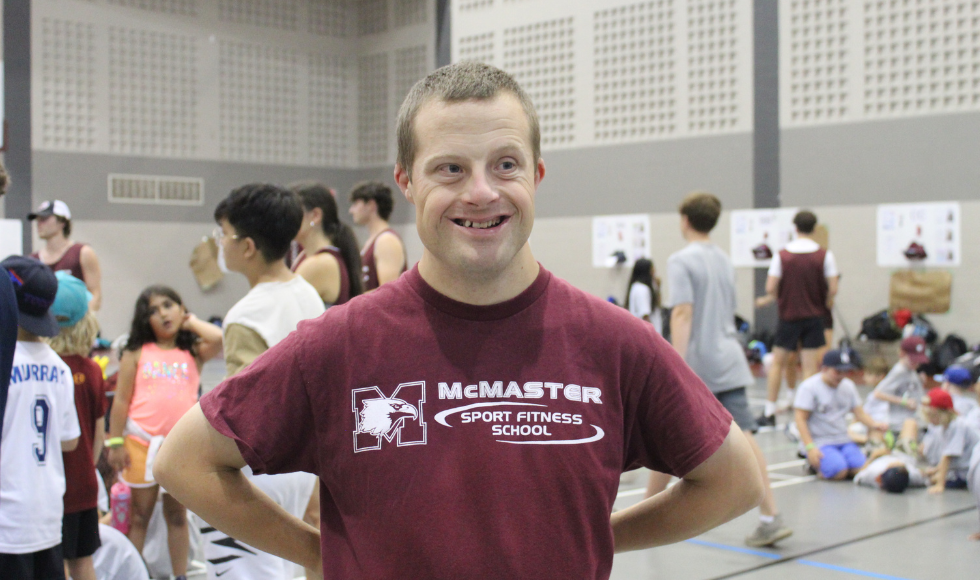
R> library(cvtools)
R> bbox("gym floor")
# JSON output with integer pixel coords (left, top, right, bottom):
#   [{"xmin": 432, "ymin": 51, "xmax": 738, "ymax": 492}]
[
  {"xmin": 610, "ymin": 378, "xmax": 980, "ymax": 580},
  {"xmin": 200, "ymin": 364, "xmax": 979, "ymax": 579}
]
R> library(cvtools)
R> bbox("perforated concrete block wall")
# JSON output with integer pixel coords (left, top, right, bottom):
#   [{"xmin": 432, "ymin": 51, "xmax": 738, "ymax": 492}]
[
  {"xmin": 780, "ymin": 0, "xmax": 980, "ymax": 127},
  {"xmin": 453, "ymin": 0, "xmax": 754, "ymax": 150},
  {"xmin": 31, "ymin": 0, "xmax": 435, "ymax": 168}
]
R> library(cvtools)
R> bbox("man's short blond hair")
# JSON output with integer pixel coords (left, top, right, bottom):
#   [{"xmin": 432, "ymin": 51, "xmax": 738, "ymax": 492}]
[
  {"xmin": 679, "ymin": 191, "xmax": 722, "ymax": 233},
  {"xmin": 396, "ymin": 61, "xmax": 540, "ymax": 179}
]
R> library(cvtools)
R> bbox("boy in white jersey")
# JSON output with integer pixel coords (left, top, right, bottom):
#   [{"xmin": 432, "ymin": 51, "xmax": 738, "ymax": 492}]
[
  {"xmin": 0, "ymin": 256, "xmax": 80, "ymax": 579},
  {"xmin": 205, "ymin": 183, "xmax": 323, "ymax": 579}
]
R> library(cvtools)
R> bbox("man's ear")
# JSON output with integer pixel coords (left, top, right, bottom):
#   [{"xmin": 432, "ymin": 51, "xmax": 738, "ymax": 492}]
[
  {"xmin": 394, "ymin": 163, "xmax": 413, "ymax": 203},
  {"xmin": 534, "ymin": 158, "xmax": 546, "ymax": 188}
]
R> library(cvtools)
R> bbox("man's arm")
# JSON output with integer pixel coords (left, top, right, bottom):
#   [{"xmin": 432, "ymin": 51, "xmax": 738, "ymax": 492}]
[
  {"xmin": 669, "ymin": 303, "xmax": 693, "ymax": 359},
  {"xmin": 79, "ymin": 245, "xmax": 102, "ymax": 312},
  {"xmin": 826, "ymin": 275, "xmax": 840, "ymax": 308},
  {"xmin": 373, "ymin": 232, "xmax": 406, "ymax": 286},
  {"xmin": 611, "ymin": 422, "xmax": 763, "ymax": 551},
  {"xmin": 154, "ymin": 404, "xmax": 322, "ymax": 572},
  {"xmin": 754, "ymin": 275, "xmax": 780, "ymax": 308}
]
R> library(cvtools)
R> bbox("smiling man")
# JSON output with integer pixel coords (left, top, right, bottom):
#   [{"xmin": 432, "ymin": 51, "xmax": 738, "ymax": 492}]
[{"xmin": 154, "ymin": 62, "xmax": 763, "ymax": 580}]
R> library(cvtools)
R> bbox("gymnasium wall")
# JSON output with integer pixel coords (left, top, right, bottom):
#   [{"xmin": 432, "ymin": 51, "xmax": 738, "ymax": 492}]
[
  {"xmin": 20, "ymin": 0, "xmax": 436, "ymax": 336},
  {"xmin": 10, "ymin": 0, "xmax": 980, "ymax": 342}
]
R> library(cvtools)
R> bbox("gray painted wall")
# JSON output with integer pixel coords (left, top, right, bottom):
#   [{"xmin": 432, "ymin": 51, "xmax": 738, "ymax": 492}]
[
  {"xmin": 30, "ymin": 152, "xmax": 403, "ymax": 226},
  {"xmin": 533, "ymin": 133, "xmax": 754, "ymax": 217},
  {"xmin": 781, "ymin": 111, "xmax": 980, "ymax": 207}
]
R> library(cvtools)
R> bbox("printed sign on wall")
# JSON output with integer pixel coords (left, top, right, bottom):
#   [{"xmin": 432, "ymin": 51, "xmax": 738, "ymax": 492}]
[
  {"xmin": 592, "ymin": 214, "xmax": 650, "ymax": 268},
  {"xmin": 729, "ymin": 208, "xmax": 800, "ymax": 267},
  {"xmin": 877, "ymin": 202, "xmax": 960, "ymax": 267},
  {"xmin": 0, "ymin": 220, "xmax": 23, "ymax": 261}
]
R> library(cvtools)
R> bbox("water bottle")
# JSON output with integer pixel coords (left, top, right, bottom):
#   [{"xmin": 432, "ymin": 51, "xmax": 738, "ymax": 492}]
[{"xmin": 110, "ymin": 481, "xmax": 131, "ymax": 534}]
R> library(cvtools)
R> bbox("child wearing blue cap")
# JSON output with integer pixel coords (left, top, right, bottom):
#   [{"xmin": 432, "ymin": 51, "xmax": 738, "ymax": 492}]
[
  {"xmin": 47, "ymin": 272, "xmax": 105, "ymax": 580},
  {"xmin": 0, "ymin": 256, "xmax": 80, "ymax": 579},
  {"xmin": 942, "ymin": 365, "xmax": 978, "ymax": 418}
]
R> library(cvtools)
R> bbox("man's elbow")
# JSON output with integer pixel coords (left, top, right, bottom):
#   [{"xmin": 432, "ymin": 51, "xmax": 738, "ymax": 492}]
[{"xmin": 153, "ymin": 436, "xmax": 182, "ymax": 492}]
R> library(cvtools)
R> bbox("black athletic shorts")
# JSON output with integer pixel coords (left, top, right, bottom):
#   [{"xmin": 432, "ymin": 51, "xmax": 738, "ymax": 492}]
[
  {"xmin": 775, "ymin": 316, "xmax": 826, "ymax": 350},
  {"xmin": 823, "ymin": 310, "xmax": 833, "ymax": 330},
  {"xmin": 715, "ymin": 387, "xmax": 758, "ymax": 433},
  {"xmin": 0, "ymin": 544, "xmax": 66, "ymax": 579},
  {"xmin": 62, "ymin": 508, "xmax": 101, "ymax": 559}
]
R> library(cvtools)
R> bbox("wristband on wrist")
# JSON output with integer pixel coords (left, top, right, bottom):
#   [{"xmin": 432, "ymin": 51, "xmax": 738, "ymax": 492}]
[
  {"xmin": 107, "ymin": 437, "xmax": 125, "ymax": 448},
  {"xmin": 805, "ymin": 442, "xmax": 816, "ymax": 451}
]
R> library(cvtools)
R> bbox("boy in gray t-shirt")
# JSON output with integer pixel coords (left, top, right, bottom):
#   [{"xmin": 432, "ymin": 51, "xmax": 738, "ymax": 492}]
[
  {"xmin": 645, "ymin": 192, "xmax": 791, "ymax": 548},
  {"xmin": 795, "ymin": 349, "xmax": 888, "ymax": 480}
]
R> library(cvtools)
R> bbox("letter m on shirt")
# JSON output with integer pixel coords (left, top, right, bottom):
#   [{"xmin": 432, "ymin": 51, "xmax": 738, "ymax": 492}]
[{"xmin": 351, "ymin": 382, "xmax": 426, "ymax": 453}]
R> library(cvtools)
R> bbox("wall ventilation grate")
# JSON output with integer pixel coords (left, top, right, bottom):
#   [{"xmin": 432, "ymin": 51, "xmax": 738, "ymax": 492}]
[{"xmin": 108, "ymin": 174, "xmax": 204, "ymax": 206}]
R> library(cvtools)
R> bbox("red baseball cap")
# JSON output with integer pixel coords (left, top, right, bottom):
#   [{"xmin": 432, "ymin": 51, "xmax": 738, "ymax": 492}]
[
  {"xmin": 923, "ymin": 388, "xmax": 954, "ymax": 411},
  {"xmin": 900, "ymin": 336, "xmax": 930, "ymax": 366}
]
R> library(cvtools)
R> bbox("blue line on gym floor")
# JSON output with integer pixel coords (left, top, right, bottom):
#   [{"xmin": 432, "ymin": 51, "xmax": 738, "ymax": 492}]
[
  {"xmin": 684, "ymin": 539, "xmax": 781, "ymax": 560},
  {"xmin": 684, "ymin": 538, "xmax": 918, "ymax": 580},
  {"xmin": 796, "ymin": 560, "xmax": 914, "ymax": 580}
]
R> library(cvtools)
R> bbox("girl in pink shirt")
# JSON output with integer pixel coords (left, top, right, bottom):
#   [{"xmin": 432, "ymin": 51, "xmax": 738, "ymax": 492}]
[{"xmin": 107, "ymin": 286, "xmax": 222, "ymax": 580}]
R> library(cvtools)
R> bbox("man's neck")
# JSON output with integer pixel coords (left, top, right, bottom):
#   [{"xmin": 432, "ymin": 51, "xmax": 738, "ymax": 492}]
[
  {"xmin": 684, "ymin": 230, "xmax": 711, "ymax": 243},
  {"xmin": 417, "ymin": 246, "xmax": 539, "ymax": 306},
  {"xmin": 796, "ymin": 232, "xmax": 813, "ymax": 241},
  {"xmin": 244, "ymin": 259, "xmax": 295, "ymax": 288},
  {"xmin": 43, "ymin": 234, "xmax": 71, "ymax": 254},
  {"xmin": 367, "ymin": 216, "xmax": 390, "ymax": 239}
]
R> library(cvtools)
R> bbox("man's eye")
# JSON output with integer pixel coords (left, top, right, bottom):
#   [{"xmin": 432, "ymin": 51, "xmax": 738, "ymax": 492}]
[
  {"xmin": 445, "ymin": 164, "xmax": 462, "ymax": 173},
  {"xmin": 499, "ymin": 160, "xmax": 517, "ymax": 171}
]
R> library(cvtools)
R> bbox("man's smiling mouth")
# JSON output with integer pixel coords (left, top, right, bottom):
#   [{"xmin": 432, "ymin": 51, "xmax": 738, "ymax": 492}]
[{"xmin": 453, "ymin": 217, "xmax": 506, "ymax": 229}]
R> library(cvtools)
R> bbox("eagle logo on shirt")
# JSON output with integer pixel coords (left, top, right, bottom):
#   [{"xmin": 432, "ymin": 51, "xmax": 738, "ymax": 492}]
[
  {"xmin": 352, "ymin": 382, "xmax": 427, "ymax": 453},
  {"xmin": 356, "ymin": 398, "xmax": 419, "ymax": 438}
]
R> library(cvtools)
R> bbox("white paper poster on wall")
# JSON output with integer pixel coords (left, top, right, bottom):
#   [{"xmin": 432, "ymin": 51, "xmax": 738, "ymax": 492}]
[
  {"xmin": 877, "ymin": 202, "xmax": 960, "ymax": 267},
  {"xmin": 729, "ymin": 208, "xmax": 799, "ymax": 267},
  {"xmin": 0, "ymin": 219, "xmax": 24, "ymax": 260},
  {"xmin": 592, "ymin": 214, "xmax": 651, "ymax": 268}
]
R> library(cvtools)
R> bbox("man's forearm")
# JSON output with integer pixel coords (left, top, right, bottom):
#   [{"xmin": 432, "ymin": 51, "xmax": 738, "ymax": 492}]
[
  {"xmin": 611, "ymin": 424, "xmax": 762, "ymax": 551},
  {"xmin": 669, "ymin": 306, "xmax": 692, "ymax": 360},
  {"xmin": 155, "ymin": 407, "xmax": 322, "ymax": 572}
]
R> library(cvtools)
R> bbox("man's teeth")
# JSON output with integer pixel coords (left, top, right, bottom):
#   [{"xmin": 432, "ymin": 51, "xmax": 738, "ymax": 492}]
[{"xmin": 460, "ymin": 218, "xmax": 502, "ymax": 229}]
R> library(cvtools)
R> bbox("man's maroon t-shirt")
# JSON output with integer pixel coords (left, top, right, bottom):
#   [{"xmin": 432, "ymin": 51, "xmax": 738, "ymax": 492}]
[
  {"xmin": 61, "ymin": 354, "xmax": 107, "ymax": 513},
  {"xmin": 201, "ymin": 266, "xmax": 732, "ymax": 580}
]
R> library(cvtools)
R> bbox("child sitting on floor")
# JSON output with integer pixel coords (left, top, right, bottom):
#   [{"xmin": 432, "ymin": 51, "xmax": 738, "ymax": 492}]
[
  {"xmin": 942, "ymin": 365, "xmax": 978, "ymax": 417},
  {"xmin": 919, "ymin": 388, "xmax": 980, "ymax": 494}
]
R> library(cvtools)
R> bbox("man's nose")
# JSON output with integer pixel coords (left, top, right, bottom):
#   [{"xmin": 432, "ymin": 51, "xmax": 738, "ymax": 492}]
[{"xmin": 464, "ymin": 167, "xmax": 500, "ymax": 205}]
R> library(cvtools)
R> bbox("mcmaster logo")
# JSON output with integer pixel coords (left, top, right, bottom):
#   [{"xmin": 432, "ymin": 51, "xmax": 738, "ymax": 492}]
[{"xmin": 352, "ymin": 381, "xmax": 426, "ymax": 453}]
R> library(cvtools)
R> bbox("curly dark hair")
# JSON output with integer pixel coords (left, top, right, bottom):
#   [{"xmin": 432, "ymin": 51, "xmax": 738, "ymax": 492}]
[{"xmin": 124, "ymin": 285, "xmax": 197, "ymax": 355}]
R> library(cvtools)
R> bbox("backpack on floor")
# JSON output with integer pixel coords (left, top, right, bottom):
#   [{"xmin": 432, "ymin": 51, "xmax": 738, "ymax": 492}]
[
  {"xmin": 860, "ymin": 309, "xmax": 901, "ymax": 341},
  {"xmin": 932, "ymin": 334, "xmax": 969, "ymax": 372}
]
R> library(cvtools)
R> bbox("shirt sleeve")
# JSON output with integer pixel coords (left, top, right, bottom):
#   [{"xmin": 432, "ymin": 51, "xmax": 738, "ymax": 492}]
[
  {"xmin": 61, "ymin": 366, "xmax": 82, "ymax": 441},
  {"xmin": 847, "ymin": 382, "xmax": 862, "ymax": 409},
  {"xmin": 824, "ymin": 250, "xmax": 839, "ymax": 278},
  {"xmin": 628, "ymin": 284, "xmax": 652, "ymax": 318},
  {"xmin": 666, "ymin": 255, "xmax": 694, "ymax": 308},
  {"xmin": 941, "ymin": 421, "xmax": 967, "ymax": 458},
  {"xmin": 767, "ymin": 252, "xmax": 782, "ymax": 278},
  {"xmin": 223, "ymin": 323, "xmax": 269, "ymax": 378},
  {"xmin": 622, "ymin": 328, "xmax": 733, "ymax": 477},
  {"xmin": 793, "ymin": 382, "xmax": 816, "ymax": 411},
  {"xmin": 200, "ymin": 330, "xmax": 317, "ymax": 476}
]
